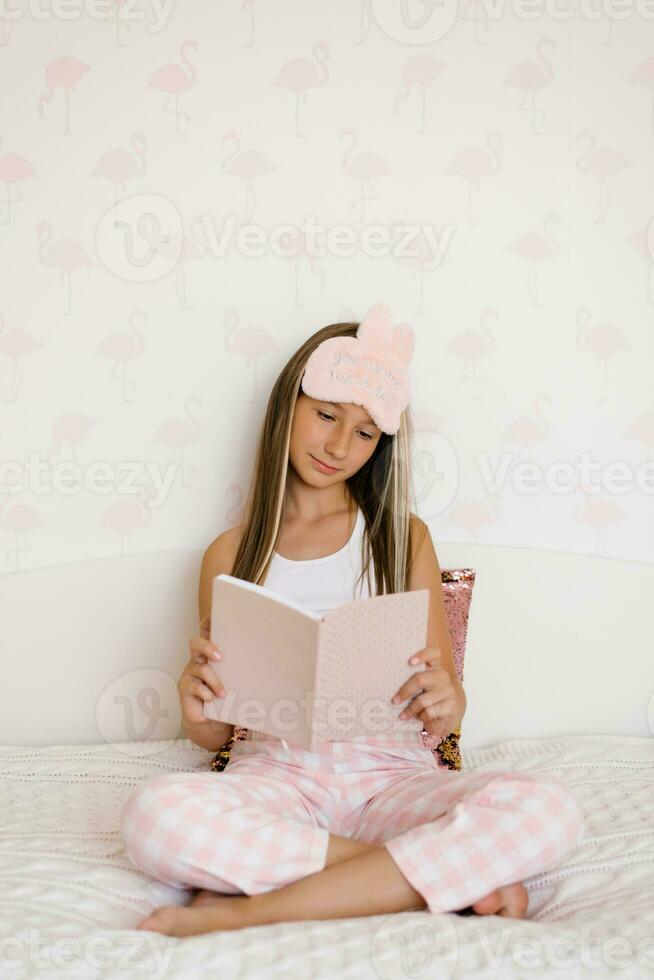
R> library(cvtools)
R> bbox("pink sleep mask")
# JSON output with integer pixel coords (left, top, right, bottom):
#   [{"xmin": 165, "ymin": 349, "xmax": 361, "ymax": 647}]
[{"xmin": 300, "ymin": 304, "xmax": 415, "ymax": 435}]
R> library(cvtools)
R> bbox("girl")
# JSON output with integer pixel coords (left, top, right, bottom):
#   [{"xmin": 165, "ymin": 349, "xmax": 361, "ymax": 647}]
[{"xmin": 121, "ymin": 304, "xmax": 584, "ymax": 938}]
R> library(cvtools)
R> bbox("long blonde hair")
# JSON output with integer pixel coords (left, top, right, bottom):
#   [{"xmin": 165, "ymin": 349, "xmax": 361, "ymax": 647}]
[{"xmin": 231, "ymin": 318, "xmax": 421, "ymax": 596}]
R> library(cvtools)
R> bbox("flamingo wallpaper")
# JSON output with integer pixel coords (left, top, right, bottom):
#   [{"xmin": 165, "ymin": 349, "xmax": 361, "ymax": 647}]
[{"xmin": 1, "ymin": 1, "xmax": 653, "ymax": 577}]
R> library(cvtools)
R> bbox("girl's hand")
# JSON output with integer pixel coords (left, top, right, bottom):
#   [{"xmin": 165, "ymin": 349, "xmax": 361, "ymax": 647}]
[
  {"xmin": 178, "ymin": 613, "xmax": 226, "ymax": 727},
  {"xmin": 390, "ymin": 646, "xmax": 459, "ymax": 742}
]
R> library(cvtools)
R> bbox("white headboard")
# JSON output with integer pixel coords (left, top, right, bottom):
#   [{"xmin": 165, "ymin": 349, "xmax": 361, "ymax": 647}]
[{"xmin": 2, "ymin": 542, "xmax": 651, "ymax": 749}]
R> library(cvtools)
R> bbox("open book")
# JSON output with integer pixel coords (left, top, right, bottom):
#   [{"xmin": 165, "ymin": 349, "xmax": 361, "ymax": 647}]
[{"xmin": 202, "ymin": 573, "xmax": 430, "ymax": 752}]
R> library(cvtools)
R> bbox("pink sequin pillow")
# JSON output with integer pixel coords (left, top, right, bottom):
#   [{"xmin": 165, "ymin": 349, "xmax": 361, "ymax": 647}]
[
  {"xmin": 211, "ymin": 568, "xmax": 476, "ymax": 773},
  {"xmin": 418, "ymin": 568, "xmax": 475, "ymax": 770}
]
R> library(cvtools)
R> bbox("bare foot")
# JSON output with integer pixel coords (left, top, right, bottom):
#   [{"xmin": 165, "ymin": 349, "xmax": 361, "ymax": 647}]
[
  {"xmin": 137, "ymin": 894, "xmax": 253, "ymax": 936},
  {"xmin": 136, "ymin": 882, "xmax": 530, "ymax": 935},
  {"xmin": 187, "ymin": 889, "xmax": 227, "ymax": 908},
  {"xmin": 467, "ymin": 882, "xmax": 529, "ymax": 919}
]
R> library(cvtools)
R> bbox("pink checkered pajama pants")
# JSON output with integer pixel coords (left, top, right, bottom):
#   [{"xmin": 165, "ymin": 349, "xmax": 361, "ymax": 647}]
[{"xmin": 120, "ymin": 730, "xmax": 584, "ymax": 916}]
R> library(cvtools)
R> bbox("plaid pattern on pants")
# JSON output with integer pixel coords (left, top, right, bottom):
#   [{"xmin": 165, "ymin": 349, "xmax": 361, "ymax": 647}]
[{"xmin": 120, "ymin": 730, "xmax": 584, "ymax": 915}]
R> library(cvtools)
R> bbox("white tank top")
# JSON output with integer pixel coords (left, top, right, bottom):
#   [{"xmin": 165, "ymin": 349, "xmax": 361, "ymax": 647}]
[
  {"xmin": 263, "ymin": 505, "xmax": 375, "ymax": 615},
  {"xmin": 258, "ymin": 505, "xmax": 376, "ymax": 752}
]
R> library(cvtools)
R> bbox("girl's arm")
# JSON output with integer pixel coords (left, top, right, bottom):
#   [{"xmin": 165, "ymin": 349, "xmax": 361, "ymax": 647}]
[
  {"xmin": 408, "ymin": 515, "xmax": 467, "ymax": 727},
  {"xmin": 183, "ymin": 528, "xmax": 244, "ymax": 752}
]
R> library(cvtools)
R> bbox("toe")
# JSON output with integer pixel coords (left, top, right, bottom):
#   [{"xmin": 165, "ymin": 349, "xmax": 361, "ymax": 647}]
[{"xmin": 471, "ymin": 889, "xmax": 501, "ymax": 915}]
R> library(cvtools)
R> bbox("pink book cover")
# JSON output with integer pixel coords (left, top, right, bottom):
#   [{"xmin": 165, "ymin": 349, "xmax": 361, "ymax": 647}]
[{"xmin": 203, "ymin": 573, "xmax": 429, "ymax": 752}]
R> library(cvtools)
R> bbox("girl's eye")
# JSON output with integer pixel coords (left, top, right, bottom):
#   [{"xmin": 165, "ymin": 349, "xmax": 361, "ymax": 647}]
[{"xmin": 317, "ymin": 411, "xmax": 373, "ymax": 440}]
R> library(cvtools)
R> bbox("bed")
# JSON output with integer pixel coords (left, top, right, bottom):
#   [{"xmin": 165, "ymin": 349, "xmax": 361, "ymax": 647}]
[{"xmin": 2, "ymin": 732, "xmax": 653, "ymax": 979}]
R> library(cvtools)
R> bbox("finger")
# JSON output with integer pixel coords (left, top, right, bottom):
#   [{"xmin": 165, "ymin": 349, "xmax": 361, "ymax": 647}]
[
  {"xmin": 189, "ymin": 638, "xmax": 222, "ymax": 663},
  {"xmin": 197, "ymin": 663, "xmax": 225, "ymax": 696},
  {"xmin": 391, "ymin": 668, "xmax": 436, "ymax": 705},
  {"xmin": 400, "ymin": 692, "xmax": 449, "ymax": 721},
  {"xmin": 190, "ymin": 678, "xmax": 218, "ymax": 702},
  {"xmin": 412, "ymin": 701, "xmax": 456, "ymax": 729},
  {"xmin": 408, "ymin": 647, "xmax": 442, "ymax": 668},
  {"xmin": 399, "ymin": 690, "xmax": 434, "ymax": 720}
]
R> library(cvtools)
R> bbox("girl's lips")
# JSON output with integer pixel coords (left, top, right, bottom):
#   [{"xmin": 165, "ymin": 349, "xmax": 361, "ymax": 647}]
[{"xmin": 309, "ymin": 454, "xmax": 340, "ymax": 473}]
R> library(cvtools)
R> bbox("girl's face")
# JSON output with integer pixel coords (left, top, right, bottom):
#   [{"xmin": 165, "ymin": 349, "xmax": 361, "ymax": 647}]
[{"xmin": 289, "ymin": 394, "xmax": 382, "ymax": 481}]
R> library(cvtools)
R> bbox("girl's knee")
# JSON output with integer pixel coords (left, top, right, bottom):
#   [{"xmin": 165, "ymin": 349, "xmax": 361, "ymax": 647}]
[
  {"xmin": 517, "ymin": 773, "xmax": 585, "ymax": 845},
  {"xmin": 120, "ymin": 773, "xmax": 188, "ymax": 857}
]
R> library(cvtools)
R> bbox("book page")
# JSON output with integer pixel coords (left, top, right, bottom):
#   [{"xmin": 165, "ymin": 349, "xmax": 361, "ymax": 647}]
[
  {"xmin": 311, "ymin": 589, "xmax": 429, "ymax": 748},
  {"xmin": 203, "ymin": 574, "xmax": 322, "ymax": 748}
]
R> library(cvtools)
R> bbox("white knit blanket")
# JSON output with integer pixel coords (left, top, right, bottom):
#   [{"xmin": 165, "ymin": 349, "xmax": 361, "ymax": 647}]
[{"xmin": 1, "ymin": 733, "xmax": 652, "ymax": 979}]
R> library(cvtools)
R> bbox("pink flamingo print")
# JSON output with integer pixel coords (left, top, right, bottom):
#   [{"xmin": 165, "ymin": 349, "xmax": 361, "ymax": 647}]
[
  {"xmin": 502, "ymin": 393, "xmax": 552, "ymax": 463},
  {"xmin": 0, "ymin": 312, "xmax": 42, "ymax": 402},
  {"xmin": 576, "ymin": 129, "xmax": 633, "ymax": 223},
  {"xmin": 446, "ymin": 307, "xmax": 497, "ymax": 401},
  {"xmin": 394, "ymin": 55, "xmax": 447, "ymax": 135},
  {"xmin": 339, "ymin": 128, "xmax": 390, "ymax": 223},
  {"xmin": 0, "ymin": 137, "xmax": 37, "ymax": 225},
  {"xmin": 445, "ymin": 497, "xmax": 498, "ymax": 538},
  {"xmin": 155, "ymin": 218, "xmax": 208, "ymax": 310},
  {"xmin": 504, "ymin": 212, "xmax": 562, "ymax": 308},
  {"xmin": 37, "ymin": 221, "xmax": 94, "ymax": 317},
  {"xmin": 406, "ymin": 410, "xmax": 449, "ymax": 513},
  {"xmin": 630, "ymin": 56, "xmax": 654, "ymax": 135},
  {"xmin": 282, "ymin": 223, "xmax": 325, "ymax": 309},
  {"xmin": 221, "ymin": 131, "xmax": 279, "ymax": 223},
  {"xmin": 461, "ymin": 0, "xmax": 493, "ymax": 45},
  {"xmin": 223, "ymin": 308, "xmax": 280, "ymax": 403},
  {"xmin": 90, "ymin": 131, "xmax": 148, "ymax": 211},
  {"xmin": 38, "ymin": 56, "xmax": 90, "ymax": 136},
  {"xmin": 411, "ymin": 408, "xmax": 446, "ymax": 435},
  {"xmin": 0, "ymin": 0, "xmax": 17, "ymax": 47},
  {"xmin": 104, "ymin": 0, "xmax": 132, "ymax": 47},
  {"xmin": 574, "ymin": 306, "xmax": 630, "ymax": 402},
  {"xmin": 271, "ymin": 41, "xmax": 331, "ymax": 138},
  {"xmin": 96, "ymin": 309, "xmax": 146, "ymax": 403},
  {"xmin": 225, "ymin": 483, "xmax": 247, "ymax": 526},
  {"xmin": 241, "ymin": 0, "xmax": 256, "ymax": 46},
  {"xmin": 625, "ymin": 411, "xmax": 654, "ymax": 462},
  {"xmin": 51, "ymin": 412, "xmax": 97, "ymax": 464},
  {"xmin": 98, "ymin": 485, "xmax": 153, "ymax": 557},
  {"xmin": 391, "ymin": 227, "xmax": 446, "ymax": 315},
  {"xmin": 503, "ymin": 38, "xmax": 555, "ymax": 135},
  {"xmin": 574, "ymin": 496, "xmax": 627, "ymax": 556},
  {"xmin": 356, "ymin": 0, "xmax": 374, "ymax": 43},
  {"xmin": 444, "ymin": 130, "xmax": 502, "ymax": 226},
  {"xmin": 0, "ymin": 494, "xmax": 45, "ymax": 572},
  {"xmin": 147, "ymin": 40, "xmax": 198, "ymax": 136},
  {"xmin": 625, "ymin": 224, "xmax": 654, "ymax": 305},
  {"xmin": 153, "ymin": 395, "xmax": 203, "ymax": 488}
]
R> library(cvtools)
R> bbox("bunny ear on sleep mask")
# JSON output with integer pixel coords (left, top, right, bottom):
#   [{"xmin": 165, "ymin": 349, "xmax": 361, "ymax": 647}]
[{"xmin": 300, "ymin": 303, "xmax": 415, "ymax": 435}]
